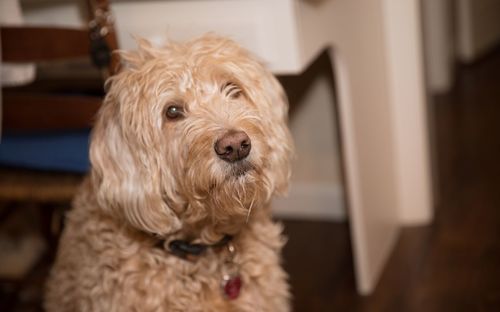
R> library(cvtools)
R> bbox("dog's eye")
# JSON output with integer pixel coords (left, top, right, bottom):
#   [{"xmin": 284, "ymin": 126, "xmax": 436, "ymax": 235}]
[
  {"xmin": 221, "ymin": 82, "xmax": 243, "ymax": 99},
  {"xmin": 165, "ymin": 105, "xmax": 185, "ymax": 120}
]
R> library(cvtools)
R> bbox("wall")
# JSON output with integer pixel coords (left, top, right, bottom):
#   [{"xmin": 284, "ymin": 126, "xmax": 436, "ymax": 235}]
[
  {"xmin": 421, "ymin": 0, "xmax": 454, "ymax": 94},
  {"xmin": 275, "ymin": 56, "xmax": 345, "ymax": 221},
  {"xmin": 456, "ymin": 0, "xmax": 500, "ymax": 62}
]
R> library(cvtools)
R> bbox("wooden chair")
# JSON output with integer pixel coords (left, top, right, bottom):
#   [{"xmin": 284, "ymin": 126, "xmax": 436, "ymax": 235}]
[{"xmin": 0, "ymin": 1, "xmax": 119, "ymax": 305}]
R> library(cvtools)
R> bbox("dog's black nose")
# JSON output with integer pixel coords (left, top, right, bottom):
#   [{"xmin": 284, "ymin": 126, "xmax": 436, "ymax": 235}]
[{"xmin": 215, "ymin": 130, "xmax": 251, "ymax": 162}]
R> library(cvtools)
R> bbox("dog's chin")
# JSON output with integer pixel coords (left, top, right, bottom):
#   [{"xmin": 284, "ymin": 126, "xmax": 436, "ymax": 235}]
[{"xmin": 227, "ymin": 160, "xmax": 255, "ymax": 179}]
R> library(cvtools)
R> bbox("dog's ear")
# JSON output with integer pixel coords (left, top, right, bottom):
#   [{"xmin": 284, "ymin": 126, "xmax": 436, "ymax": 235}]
[
  {"xmin": 258, "ymin": 73, "xmax": 295, "ymax": 196},
  {"xmin": 89, "ymin": 85, "xmax": 181, "ymax": 236}
]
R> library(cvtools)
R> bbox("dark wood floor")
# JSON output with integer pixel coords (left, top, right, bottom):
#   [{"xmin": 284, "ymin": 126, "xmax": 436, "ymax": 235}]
[{"xmin": 3, "ymin": 46, "xmax": 500, "ymax": 312}]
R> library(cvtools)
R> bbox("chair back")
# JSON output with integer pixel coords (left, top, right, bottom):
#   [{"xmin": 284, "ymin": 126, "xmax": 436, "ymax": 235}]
[{"xmin": 1, "ymin": 0, "xmax": 119, "ymax": 132}]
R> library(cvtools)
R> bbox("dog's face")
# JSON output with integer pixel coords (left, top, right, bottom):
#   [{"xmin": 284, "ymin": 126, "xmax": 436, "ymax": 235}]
[{"xmin": 90, "ymin": 35, "xmax": 293, "ymax": 240}]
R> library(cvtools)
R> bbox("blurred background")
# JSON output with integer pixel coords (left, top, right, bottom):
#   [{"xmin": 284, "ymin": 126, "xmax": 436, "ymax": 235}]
[{"xmin": 1, "ymin": 0, "xmax": 500, "ymax": 311}]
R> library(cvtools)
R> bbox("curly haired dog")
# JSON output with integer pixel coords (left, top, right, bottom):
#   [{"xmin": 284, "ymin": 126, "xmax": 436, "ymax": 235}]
[{"xmin": 44, "ymin": 34, "xmax": 294, "ymax": 312}]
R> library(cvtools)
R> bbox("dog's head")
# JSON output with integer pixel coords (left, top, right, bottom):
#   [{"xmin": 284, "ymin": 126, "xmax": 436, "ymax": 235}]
[{"xmin": 90, "ymin": 35, "xmax": 293, "ymax": 240}]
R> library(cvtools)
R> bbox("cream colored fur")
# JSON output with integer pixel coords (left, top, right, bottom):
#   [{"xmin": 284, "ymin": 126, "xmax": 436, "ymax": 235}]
[{"xmin": 44, "ymin": 34, "xmax": 294, "ymax": 312}]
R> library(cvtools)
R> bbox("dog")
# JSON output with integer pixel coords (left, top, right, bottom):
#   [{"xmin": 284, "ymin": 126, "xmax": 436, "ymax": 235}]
[{"xmin": 44, "ymin": 34, "xmax": 294, "ymax": 312}]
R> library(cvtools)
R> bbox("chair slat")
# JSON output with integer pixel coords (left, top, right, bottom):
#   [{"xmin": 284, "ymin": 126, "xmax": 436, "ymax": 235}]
[
  {"xmin": 1, "ymin": 27, "xmax": 91, "ymax": 63},
  {"xmin": 2, "ymin": 92, "xmax": 101, "ymax": 131}
]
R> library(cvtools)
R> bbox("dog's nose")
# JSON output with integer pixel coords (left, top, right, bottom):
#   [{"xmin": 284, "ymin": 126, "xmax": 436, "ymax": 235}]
[{"xmin": 214, "ymin": 130, "xmax": 251, "ymax": 162}]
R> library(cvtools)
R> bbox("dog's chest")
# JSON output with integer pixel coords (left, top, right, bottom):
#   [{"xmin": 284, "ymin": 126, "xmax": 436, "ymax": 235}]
[
  {"xmin": 104, "ymin": 248, "xmax": 261, "ymax": 311},
  {"xmin": 56, "ymin": 206, "xmax": 290, "ymax": 311}
]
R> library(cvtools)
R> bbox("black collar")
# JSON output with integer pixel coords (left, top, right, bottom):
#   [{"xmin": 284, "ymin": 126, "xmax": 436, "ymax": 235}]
[{"xmin": 155, "ymin": 235, "xmax": 233, "ymax": 260}]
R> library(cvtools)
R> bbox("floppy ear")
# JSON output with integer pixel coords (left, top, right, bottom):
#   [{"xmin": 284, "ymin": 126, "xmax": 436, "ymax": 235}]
[
  {"xmin": 258, "ymin": 72, "xmax": 295, "ymax": 196},
  {"xmin": 89, "ymin": 88, "xmax": 181, "ymax": 236}
]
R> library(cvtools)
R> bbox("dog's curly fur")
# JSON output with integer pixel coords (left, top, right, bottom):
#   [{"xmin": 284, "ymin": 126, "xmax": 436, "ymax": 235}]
[{"xmin": 44, "ymin": 34, "xmax": 294, "ymax": 312}]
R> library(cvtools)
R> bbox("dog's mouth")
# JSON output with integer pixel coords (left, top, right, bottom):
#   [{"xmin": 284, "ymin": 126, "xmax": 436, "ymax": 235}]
[{"xmin": 229, "ymin": 160, "xmax": 254, "ymax": 178}]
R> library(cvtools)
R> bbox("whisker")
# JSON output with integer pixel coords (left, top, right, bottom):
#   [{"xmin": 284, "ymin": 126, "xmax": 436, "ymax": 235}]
[{"xmin": 246, "ymin": 195, "xmax": 255, "ymax": 224}]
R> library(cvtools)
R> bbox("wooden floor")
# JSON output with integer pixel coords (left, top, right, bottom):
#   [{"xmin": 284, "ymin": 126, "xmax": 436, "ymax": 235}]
[{"xmin": 3, "ymin": 46, "xmax": 500, "ymax": 312}]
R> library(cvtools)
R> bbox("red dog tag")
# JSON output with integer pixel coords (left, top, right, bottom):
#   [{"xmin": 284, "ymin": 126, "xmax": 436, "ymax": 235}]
[{"xmin": 222, "ymin": 275, "xmax": 242, "ymax": 300}]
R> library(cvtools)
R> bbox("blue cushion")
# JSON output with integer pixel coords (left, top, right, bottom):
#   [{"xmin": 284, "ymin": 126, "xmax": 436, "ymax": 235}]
[{"xmin": 0, "ymin": 130, "xmax": 91, "ymax": 173}]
